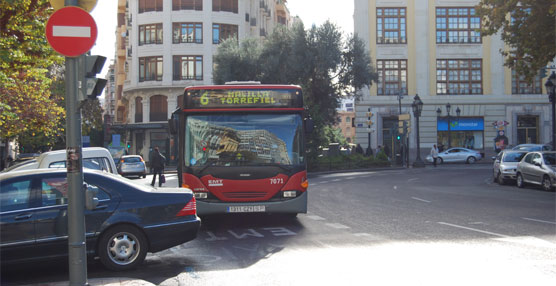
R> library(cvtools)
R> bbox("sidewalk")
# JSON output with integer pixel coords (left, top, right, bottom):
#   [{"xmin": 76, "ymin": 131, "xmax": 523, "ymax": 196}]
[{"xmin": 38, "ymin": 278, "xmax": 155, "ymax": 286}]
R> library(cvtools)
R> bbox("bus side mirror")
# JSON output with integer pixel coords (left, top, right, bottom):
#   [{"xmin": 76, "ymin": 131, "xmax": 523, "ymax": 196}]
[
  {"xmin": 168, "ymin": 114, "xmax": 178, "ymax": 135},
  {"xmin": 304, "ymin": 117, "xmax": 314, "ymax": 134}
]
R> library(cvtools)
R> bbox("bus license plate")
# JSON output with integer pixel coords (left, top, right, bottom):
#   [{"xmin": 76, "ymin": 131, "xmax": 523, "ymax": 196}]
[{"xmin": 227, "ymin": 206, "xmax": 266, "ymax": 213}]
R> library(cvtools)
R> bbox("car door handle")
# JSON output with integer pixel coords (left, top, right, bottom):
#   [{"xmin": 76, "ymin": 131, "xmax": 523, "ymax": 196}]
[{"xmin": 15, "ymin": 214, "xmax": 32, "ymax": 220}]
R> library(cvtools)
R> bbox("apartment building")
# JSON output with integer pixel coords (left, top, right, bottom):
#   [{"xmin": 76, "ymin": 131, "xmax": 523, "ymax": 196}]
[
  {"xmin": 354, "ymin": 0, "xmax": 553, "ymax": 160},
  {"xmin": 107, "ymin": 0, "xmax": 292, "ymax": 164},
  {"xmin": 336, "ymin": 99, "xmax": 356, "ymax": 144}
]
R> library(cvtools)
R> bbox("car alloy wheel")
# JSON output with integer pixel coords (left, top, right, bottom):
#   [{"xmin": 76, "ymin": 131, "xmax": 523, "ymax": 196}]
[
  {"xmin": 467, "ymin": 156, "xmax": 476, "ymax": 164},
  {"xmin": 542, "ymin": 175, "xmax": 553, "ymax": 192},
  {"xmin": 98, "ymin": 225, "xmax": 148, "ymax": 271},
  {"xmin": 516, "ymin": 173, "xmax": 525, "ymax": 188}
]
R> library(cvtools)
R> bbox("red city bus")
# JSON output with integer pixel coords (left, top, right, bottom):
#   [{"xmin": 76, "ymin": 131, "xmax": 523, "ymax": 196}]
[{"xmin": 169, "ymin": 83, "xmax": 312, "ymax": 216}]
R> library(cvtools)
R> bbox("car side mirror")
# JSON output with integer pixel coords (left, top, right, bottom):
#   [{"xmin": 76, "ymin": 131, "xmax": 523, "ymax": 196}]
[
  {"xmin": 534, "ymin": 161, "xmax": 542, "ymax": 167},
  {"xmin": 168, "ymin": 113, "xmax": 179, "ymax": 135}
]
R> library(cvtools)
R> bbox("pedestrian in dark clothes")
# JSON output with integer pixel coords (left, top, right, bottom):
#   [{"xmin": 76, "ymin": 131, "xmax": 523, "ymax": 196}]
[{"xmin": 150, "ymin": 147, "xmax": 166, "ymax": 187}]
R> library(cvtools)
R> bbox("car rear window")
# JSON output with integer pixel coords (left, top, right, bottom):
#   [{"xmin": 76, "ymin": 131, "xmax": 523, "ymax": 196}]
[
  {"xmin": 123, "ymin": 157, "xmax": 141, "ymax": 163},
  {"xmin": 503, "ymin": 152, "xmax": 526, "ymax": 162}
]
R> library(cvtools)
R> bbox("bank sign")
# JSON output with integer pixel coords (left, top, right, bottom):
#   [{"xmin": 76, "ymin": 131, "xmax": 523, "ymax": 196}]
[{"xmin": 437, "ymin": 117, "xmax": 484, "ymax": 131}]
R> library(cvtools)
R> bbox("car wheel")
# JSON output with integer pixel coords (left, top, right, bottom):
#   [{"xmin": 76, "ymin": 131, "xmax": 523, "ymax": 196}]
[
  {"xmin": 466, "ymin": 156, "xmax": 476, "ymax": 164},
  {"xmin": 142, "ymin": 174, "xmax": 147, "ymax": 178},
  {"xmin": 98, "ymin": 225, "xmax": 148, "ymax": 271},
  {"xmin": 541, "ymin": 175, "xmax": 553, "ymax": 192},
  {"xmin": 496, "ymin": 172, "xmax": 505, "ymax": 185},
  {"xmin": 516, "ymin": 173, "xmax": 525, "ymax": 188}
]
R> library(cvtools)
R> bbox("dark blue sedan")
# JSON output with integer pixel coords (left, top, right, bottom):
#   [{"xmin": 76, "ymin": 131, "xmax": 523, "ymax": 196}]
[{"xmin": 0, "ymin": 169, "xmax": 200, "ymax": 271}]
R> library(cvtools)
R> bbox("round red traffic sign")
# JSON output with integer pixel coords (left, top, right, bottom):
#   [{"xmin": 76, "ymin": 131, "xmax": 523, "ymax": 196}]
[{"xmin": 46, "ymin": 6, "xmax": 98, "ymax": 57}]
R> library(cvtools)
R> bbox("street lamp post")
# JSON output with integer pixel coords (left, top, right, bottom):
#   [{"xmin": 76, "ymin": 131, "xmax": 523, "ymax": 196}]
[
  {"xmin": 545, "ymin": 71, "xmax": 556, "ymax": 151},
  {"xmin": 412, "ymin": 94, "xmax": 425, "ymax": 168},
  {"xmin": 436, "ymin": 103, "xmax": 461, "ymax": 149}
]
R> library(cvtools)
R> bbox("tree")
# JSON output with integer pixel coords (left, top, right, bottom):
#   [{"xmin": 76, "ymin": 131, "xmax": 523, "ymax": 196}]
[
  {"xmin": 0, "ymin": 0, "xmax": 65, "ymax": 165},
  {"xmin": 213, "ymin": 21, "xmax": 377, "ymax": 162},
  {"xmin": 476, "ymin": 0, "xmax": 556, "ymax": 81}
]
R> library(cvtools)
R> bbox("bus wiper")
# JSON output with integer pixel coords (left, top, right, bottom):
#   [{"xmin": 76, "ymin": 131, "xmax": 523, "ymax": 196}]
[
  {"xmin": 249, "ymin": 163, "xmax": 292, "ymax": 172},
  {"xmin": 197, "ymin": 162, "xmax": 216, "ymax": 174}
]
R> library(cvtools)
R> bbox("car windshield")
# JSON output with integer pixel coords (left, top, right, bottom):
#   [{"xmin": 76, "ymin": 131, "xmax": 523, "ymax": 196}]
[
  {"xmin": 513, "ymin": 145, "xmax": 541, "ymax": 151},
  {"xmin": 503, "ymin": 152, "xmax": 527, "ymax": 162},
  {"xmin": 544, "ymin": 153, "xmax": 556, "ymax": 165},
  {"xmin": 185, "ymin": 114, "xmax": 304, "ymax": 168},
  {"xmin": 123, "ymin": 157, "xmax": 142, "ymax": 163}
]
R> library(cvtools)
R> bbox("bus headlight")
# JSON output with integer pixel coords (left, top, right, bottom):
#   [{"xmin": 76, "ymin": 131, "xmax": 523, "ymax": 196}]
[
  {"xmin": 194, "ymin": 192, "xmax": 208, "ymax": 199},
  {"xmin": 283, "ymin": 191, "xmax": 297, "ymax": 198}
]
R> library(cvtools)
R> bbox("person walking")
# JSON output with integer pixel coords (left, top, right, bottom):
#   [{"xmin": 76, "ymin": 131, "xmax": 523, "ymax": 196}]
[
  {"xmin": 430, "ymin": 144, "xmax": 439, "ymax": 167},
  {"xmin": 150, "ymin": 147, "xmax": 166, "ymax": 187}
]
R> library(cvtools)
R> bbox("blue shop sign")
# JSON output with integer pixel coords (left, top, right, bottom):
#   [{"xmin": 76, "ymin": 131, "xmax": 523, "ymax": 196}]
[{"xmin": 438, "ymin": 117, "xmax": 484, "ymax": 131}]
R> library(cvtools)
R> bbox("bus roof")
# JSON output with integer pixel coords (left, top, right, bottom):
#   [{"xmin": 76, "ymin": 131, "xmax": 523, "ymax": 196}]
[{"xmin": 184, "ymin": 84, "xmax": 302, "ymax": 91}]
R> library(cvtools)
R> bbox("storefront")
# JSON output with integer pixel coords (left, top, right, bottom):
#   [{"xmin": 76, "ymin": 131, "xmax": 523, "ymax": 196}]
[{"xmin": 437, "ymin": 117, "xmax": 484, "ymax": 150}]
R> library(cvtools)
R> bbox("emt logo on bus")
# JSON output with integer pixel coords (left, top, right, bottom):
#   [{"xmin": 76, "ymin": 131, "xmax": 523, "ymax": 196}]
[{"xmin": 186, "ymin": 88, "xmax": 301, "ymax": 109}]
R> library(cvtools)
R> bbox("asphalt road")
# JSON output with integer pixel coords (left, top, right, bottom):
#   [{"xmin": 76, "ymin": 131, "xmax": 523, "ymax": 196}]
[{"xmin": 2, "ymin": 165, "xmax": 555, "ymax": 285}]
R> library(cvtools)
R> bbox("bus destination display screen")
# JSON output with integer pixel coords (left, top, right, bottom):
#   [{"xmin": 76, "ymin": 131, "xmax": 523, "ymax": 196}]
[{"xmin": 185, "ymin": 89, "xmax": 302, "ymax": 109}]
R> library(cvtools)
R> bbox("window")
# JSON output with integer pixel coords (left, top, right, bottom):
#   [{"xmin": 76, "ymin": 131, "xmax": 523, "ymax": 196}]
[
  {"xmin": 213, "ymin": 24, "xmax": 238, "ymax": 44},
  {"xmin": 172, "ymin": 0, "xmax": 202, "ymax": 11},
  {"xmin": 346, "ymin": 116, "xmax": 351, "ymax": 123},
  {"xmin": 213, "ymin": 0, "xmax": 238, "ymax": 13},
  {"xmin": 139, "ymin": 57, "xmax": 163, "ymax": 82},
  {"xmin": 139, "ymin": 24, "xmax": 163, "ymax": 45},
  {"xmin": 377, "ymin": 8, "xmax": 406, "ymax": 44},
  {"xmin": 135, "ymin": 97, "xmax": 143, "ymax": 123},
  {"xmin": 436, "ymin": 59, "xmax": 482, "ymax": 95},
  {"xmin": 0, "ymin": 180, "xmax": 31, "ymax": 212},
  {"xmin": 139, "ymin": 0, "xmax": 163, "ymax": 13},
  {"xmin": 436, "ymin": 7, "xmax": 481, "ymax": 43},
  {"xmin": 150, "ymin": 95, "xmax": 168, "ymax": 122},
  {"xmin": 41, "ymin": 177, "xmax": 68, "ymax": 207},
  {"xmin": 512, "ymin": 70, "xmax": 542, "ymax": 94},
  {"xmin": 173, "ymin": 56, "xmax": 203, "ymax": 80},
  {"xmin": 173, "ymin": 23, "xmax": 203, "ymax": 44},
  {"xmin": 377, "ymin": 60, "xmax": 407, "ymax": 95}
]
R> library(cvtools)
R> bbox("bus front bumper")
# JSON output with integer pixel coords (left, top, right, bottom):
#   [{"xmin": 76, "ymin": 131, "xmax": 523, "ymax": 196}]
[{"xmin": 196, "ymin": 191, "xmax": 307, "ymax": 216}]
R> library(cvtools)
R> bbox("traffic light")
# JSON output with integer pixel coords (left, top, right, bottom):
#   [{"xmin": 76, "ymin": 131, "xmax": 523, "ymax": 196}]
[
  {"xmin": 367, "ymin": 120, "xmax": 373, "ymax": 126},
  {"xmin": 80, "ymin": 55, "xmax": 107, "ymax": 100},
  {"xmin": 367, "ymin": 112, "xmax": 373, "ymax": 118},
  {"xmin": 126, "ymin": 142, "xmax": 131, "ymax": 149}
]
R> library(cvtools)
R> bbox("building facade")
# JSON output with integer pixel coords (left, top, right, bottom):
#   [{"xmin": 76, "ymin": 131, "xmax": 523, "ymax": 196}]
[
  {"xmin": 108, "ymin": 0, "xmax": 293, "ymax": 164},
  {"xmin": 354, "ymin": 0, "xmax": 554, "ymax": 161}
]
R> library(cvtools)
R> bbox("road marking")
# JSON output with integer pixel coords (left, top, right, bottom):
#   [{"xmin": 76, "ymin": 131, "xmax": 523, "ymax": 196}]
[
  {"xmin": 326, "ymin": 223, "xmax": 350, "ymax": 229},
  {"xmin": 438, "ymin": 222, "xmax": 508, "ymax": 238},
  {"xmin": 522, "ymin": 217, "xmax": 556, "ymax": 225},
  {"xmin": 408, "ymin": 178, "xmax": 419, "ymax": 182},
  {"xmin": 346, "ymin": 177, "xmax": 356, "ymax": 180},
  {"xmin": 306, "ymin": 215, "xmax": 326, "ymax": 221},
  {"xmin": 332, "ymin": 179, "xmax": 341, "ymax": 182},
  {"xmin": 411, "ymin": 197, "xmax": 431, "ymax": 203},
  {"xmin": 320, "ymin": 181, "xmax": 329, "ymax": 184}
]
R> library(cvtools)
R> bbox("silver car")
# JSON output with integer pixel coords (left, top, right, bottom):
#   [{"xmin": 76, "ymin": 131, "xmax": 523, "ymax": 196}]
[
  {"xmin": 426, "ymin": 147, "xmax": 482, "ymax": 164},
  {"xmin": 118, "ymin": 155, "xmax": 147, "ymax": 178},
  {"xmin": 492, "ymin": 150, "xmax": 527, "ymax": 185},
  {"xmin": 516, "ymin": 151, "xmax": 556, "ymax": 191}
]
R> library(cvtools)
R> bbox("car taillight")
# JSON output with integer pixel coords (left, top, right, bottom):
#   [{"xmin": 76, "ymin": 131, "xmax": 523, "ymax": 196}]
[{"xmin": 176, "ymin": 197, "xmax": 196, "ymax": 217}]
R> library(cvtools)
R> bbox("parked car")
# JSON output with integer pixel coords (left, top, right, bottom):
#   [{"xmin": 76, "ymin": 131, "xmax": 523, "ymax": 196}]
[
  {"xmin": 426, "ymin": 147, "xmax": 482, "ymax": 164},
  {"xmin": 1, "ymin": 147, "xmax": 118, "ymax": 175},
  {"xmin": 492, "ymin": 150, "xmax": 528, "ymax": 185},
  {"xmin": 0, "ymin": 169, "xmax": 200, "ymax": 270},
  {"xmin": 511, "ymin": 144, "xmax": 552, "ymax": 152},
  {"xmin": 516, "ymin": 151, "xmax": 556, "ymax": 191},
  {"xmin": 118, "ymin": 155, "xmax": 147, "ymax": 178}
]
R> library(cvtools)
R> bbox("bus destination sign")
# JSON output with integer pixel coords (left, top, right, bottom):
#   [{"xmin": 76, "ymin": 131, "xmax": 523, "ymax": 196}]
[{"xmin": 186, "ymin": 89, "xmax": 302, "ymax": 109}]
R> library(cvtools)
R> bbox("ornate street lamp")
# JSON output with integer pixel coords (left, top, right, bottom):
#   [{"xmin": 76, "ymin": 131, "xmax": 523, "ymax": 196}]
[
  {"xmin": 545, "ymin": 71, "xmax": 556, "ymax": 151},
  {"xmin": 412, "ymin": 94, "xmax": 425, "ymax": 167}
]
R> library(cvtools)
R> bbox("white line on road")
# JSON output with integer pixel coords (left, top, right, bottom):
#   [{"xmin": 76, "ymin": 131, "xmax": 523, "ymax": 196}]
[
  {"xmin": 411, "ymin": 197, "xmax": 431, "ymax": 203},
  {"xmin": 332, "ymin": 179, "xmax": 341, "ymax": 182},
  {"xmin": 346, "ymin": 177, "xmax": 356, "ymax": 180},
  {"xmin": 408, "ymin": 178, "xmax": 419, "ymax": 182},
  {"xmin": 326, "ymin": 223, "xmax": 350, "ymax": 229},
  {"xmin": 438, "ymin": 222, "xmax": 508, "ymax": 238},
  {"xmin": 522, "ymin": 217, "xmax": 556, "ymax": 225},
  {"xmin": 306, "ymin": 215, "xmax": 326, "ymax": 221}
]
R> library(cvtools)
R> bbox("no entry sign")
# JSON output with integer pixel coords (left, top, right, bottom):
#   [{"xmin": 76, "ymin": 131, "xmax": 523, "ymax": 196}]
[{"xmin": 46, "ymin": 6, "xmax": 98, "ymax": 57}]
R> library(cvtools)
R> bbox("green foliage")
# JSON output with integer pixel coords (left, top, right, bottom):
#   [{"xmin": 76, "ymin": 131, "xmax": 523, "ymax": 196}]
[
  {"xmin": 309, "ymin": 153, "xmax": 390, "ymax": 172},
  {"xmin": 213, "ymin": 21, "xmax": 377, "ymax": 165},
  {"xmin": 322, "ymin": 125, "xmax": 347, "ymax": 147},
  {"xmin": 0, "ymin": 0, "xmax": 65, "ymax": 150},
  {"xmin": 476, "ymin": 0, "xmax": 556, "ymax": 81}
]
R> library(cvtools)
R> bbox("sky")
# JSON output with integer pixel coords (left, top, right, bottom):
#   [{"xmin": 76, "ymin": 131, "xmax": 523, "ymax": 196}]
[{"xmin": 88, "ymin": 0, "xmax": 354, "ymax": 88}]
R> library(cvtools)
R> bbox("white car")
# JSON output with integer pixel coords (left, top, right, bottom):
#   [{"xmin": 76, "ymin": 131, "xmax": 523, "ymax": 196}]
[
  {"xmin": 426, "ymin": 147, "xmax": 482, "ymax": 164},
  {"xmin": 2, "ymin": 147, "xmax": 118, "ymax": 175}
]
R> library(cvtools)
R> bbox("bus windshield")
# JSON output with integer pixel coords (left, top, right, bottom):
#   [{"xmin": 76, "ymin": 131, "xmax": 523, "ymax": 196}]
[{"xmin": 185, "ymin": 114, "xmax": 304, "ymax": 168}]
